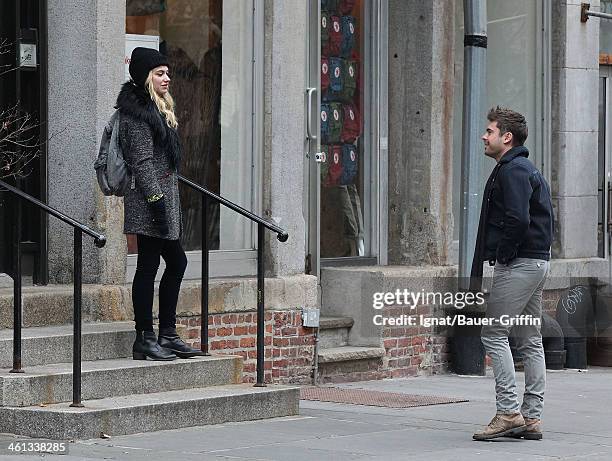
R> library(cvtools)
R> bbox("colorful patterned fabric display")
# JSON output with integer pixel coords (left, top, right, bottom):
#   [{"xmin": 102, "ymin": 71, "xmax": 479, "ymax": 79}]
[{"xmin": 340, "ymin": 144, "xmax": 358, "ymax": 185}]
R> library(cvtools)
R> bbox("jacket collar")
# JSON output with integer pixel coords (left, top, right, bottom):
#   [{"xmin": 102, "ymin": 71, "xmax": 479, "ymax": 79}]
[
  {"xmin": 115, "ymin": 81, "xmax": 181, "ymax": 169},
  {"xmin": 115, "ymin": 81, "xmax": 167, "ymax": 141},
  {"xmin": 499, "ymin": 145, "xmax": 529, "ymax": 164}
]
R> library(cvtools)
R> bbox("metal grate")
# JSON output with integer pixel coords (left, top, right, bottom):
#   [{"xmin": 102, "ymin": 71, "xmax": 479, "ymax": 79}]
[{"xmin": 300, "ymin": 387, "xmax": 469, "ymax": 408}]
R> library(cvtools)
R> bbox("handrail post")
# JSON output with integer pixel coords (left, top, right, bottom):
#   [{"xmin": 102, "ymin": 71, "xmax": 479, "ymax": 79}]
[
  {"xmin": 10, "ymin": 199, "xmax": 24, "ymax": 374},
  {"xmin": 255, "ymin": 223, "xmax": 266, "ymax": 387},
  {"xmin": 70, "ymin": 228, "xmax": 84, "ymax": 407},
  {"xmin": 201, "ymin": 194, "xmax": 210, "ymax": 355}
]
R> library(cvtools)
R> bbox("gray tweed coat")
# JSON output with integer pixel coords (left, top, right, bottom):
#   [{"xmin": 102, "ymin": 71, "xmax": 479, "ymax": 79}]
[{"xmin": 116, "ymin": 82, "xmax": 182, "ymax": 240}]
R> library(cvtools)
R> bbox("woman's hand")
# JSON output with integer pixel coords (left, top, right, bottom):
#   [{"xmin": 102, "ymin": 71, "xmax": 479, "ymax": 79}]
[{"xmin": 149, "ymin": 196, "xmax": 169, "ymax": 236}]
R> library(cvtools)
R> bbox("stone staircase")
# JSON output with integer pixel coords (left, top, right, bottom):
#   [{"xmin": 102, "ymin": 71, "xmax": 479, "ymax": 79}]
[
  {"xmin": 317, "ymin": 316, "xmax": 385, "ymax": 383},
  {"xmin": 0, "ymin": 321, "xmax": 299, "ymax": 439}
]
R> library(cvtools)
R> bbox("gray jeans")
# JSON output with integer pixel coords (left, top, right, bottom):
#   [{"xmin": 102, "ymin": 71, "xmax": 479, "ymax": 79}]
[{"xmin": 481, "ymin": 258, "xmax": 549, "ymax": 419}]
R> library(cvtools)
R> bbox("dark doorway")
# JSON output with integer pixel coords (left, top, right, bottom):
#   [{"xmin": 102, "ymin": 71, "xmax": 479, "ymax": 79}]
[{"xmin": 0, "ymin": 0, "xmax": 48, "ymax": 284}]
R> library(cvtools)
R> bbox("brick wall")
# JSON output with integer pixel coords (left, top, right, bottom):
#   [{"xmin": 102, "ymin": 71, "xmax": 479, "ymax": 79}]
[
  {"xmin": 175, "ymin": 289, "xmax": 563, "ymax": 385},
  {"xmin": 382, "ymin": 305, "xmax": 450, "ymax": 377},
  {"xmin": 177, "ymin": 310, "xmax": 315, "ymax": 384}
]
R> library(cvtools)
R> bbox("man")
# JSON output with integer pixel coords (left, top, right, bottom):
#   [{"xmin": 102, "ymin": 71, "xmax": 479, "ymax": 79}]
[{"xmin": 471, "ymin": 107, "xmax": 554, "ymax": 441}]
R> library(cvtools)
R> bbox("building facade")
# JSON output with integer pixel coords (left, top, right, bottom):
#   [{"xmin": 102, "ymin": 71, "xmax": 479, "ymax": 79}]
[{"xmin": 0, "ymin": 0, "xmax": 609, "ymax": 383}]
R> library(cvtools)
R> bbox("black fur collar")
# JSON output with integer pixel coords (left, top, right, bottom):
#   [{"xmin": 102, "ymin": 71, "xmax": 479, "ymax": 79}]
[{"xmin": 115, "ymin": 81, "xmax": 181, "ymax": 169}]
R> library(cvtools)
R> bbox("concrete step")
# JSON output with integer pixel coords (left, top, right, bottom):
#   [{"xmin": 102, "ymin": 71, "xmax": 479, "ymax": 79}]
[
  {"xmin": 318, "ymin": 346, "xmax": 386, "ymax": 364},
  {"xmin": 0, "ymin": 354, "xmax": 242, "ymax": 407},
  {"xmin": 318, "ymin": 316, "xmax": 354, "ymax": 349},
  {"xmin": 0, "ymin": 384, "xmax": 300, "ymax": 439},
  {"xmin": 319, "ymin": 316, "xmax": 354, "ymax": 330},
  {"xmin": 0, "ymin": 284, "xmax": 133, "ymax": 328},
  {"xmin": 0, "ymin": 321, "xmax": 137, "ymax": 368},
  {"xmin": 0, "ymin": 321, "xmax": 189, "ymax": 367},
  {"xmin": 317, "ymin": 346, "xmax": 386, "ymax": 384}
]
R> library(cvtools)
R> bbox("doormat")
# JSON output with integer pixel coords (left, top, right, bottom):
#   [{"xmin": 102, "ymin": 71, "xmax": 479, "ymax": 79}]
[{"xmin": 300, "ymin": 386, "xmax": 469, "ymax": 408}]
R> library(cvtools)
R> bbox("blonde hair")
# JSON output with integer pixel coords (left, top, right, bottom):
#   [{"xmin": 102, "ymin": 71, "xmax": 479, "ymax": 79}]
[{"xmin": 145, "ymin": 70, "xmax": 178, "ymax": 129}]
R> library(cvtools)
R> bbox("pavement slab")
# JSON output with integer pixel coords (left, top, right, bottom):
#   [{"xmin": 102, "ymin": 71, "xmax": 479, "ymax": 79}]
[{"xmin": 0, "ymin": 368, "xmax": 610, "ymax": 460}]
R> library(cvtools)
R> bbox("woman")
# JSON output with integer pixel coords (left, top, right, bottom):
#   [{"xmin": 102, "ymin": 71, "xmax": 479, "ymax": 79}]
[{"xmin": 116, "ymin": 47, "xmax": 202, "ymax": 360}]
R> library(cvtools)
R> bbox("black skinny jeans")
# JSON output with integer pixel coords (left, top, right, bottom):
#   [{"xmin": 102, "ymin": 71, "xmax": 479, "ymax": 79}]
[{"xmin": 132, "ymin": 234, "xmax": 188, "ymax": 332}]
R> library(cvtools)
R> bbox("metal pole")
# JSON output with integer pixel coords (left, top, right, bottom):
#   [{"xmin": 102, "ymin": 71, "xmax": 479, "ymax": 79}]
[
  {"xmin": 255, "ymin": 223, "xmax": 266, "ymax": 387},
  {"xmin": 10, "ymin": 200, "xmax": 23, "ymax": 374},
  {"xmin": 452, "ymin": 0, "xmax": 488, "ymax": 376},
  {"xmin": 458, "ymin": 0, "xmax": 487, "ymax": 290},
  {"xmin": 201, "ymin": 195, "xmax": 210, "ymax": 355},
  {"xmin": 70, "ymin": 229, "xmax": 83, "ymax": 407},
  {"xmin": 10, "ymin": 0, "xmax": 24, "ymax": 375}
]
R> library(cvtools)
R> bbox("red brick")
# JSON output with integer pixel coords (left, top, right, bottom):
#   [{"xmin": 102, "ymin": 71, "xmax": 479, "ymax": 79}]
[
  {"xmin": 226, "ymin": 340, "xmax": 239, "ymax": 349},
  {"xmin": 188, "ymin": 329, "xmax": 199, "ymax": 339},
  {"xmin": 287, "ymin": 337, "xmax": 305, "ymax": 346},
  {"xmin": 216, "ymin": 327, "xmax": 233, "ymax": 337},
  {"xmin": 273, "ymin": 338, "xmax": 289, "ymax": 347},
  {"xmin": 248, "ymin": 325, "xmax": 257, "ymax": 335},
  {"xmin": 282, "ymin": 327, "xmax": 297, "ymax": 336},
  {"xmin": 233, "ymin": 326, "xmax": 248, "ymax": 336},
  {"xmin": 384, "ymin": 339, "xmax": 398, "ymax": 349},
  {"xmin": 221, "ymin": 314, "xmax": 237, "ymax": 324},
  {"xmin": 397, "ymin": 337, "xmax": 411, "ymax": 348},
  {"xmin": 240, "ymin": 337, "xmax": 256, "ymax": 348},
  {"xmin": 211, "ymin": 340, "xmax": 226, "ymax": 349}
]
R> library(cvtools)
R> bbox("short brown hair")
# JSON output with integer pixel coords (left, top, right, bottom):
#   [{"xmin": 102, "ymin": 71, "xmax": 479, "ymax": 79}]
[{"xmin": 487, "ymin": 107, "xmax": 528, "ymax": 146}]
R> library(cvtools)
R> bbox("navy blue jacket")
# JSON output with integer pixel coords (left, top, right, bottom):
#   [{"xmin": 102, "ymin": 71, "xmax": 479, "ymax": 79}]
[{"xmin": 470, "ymin": 146, "xmax": 554, "ymax": 285}]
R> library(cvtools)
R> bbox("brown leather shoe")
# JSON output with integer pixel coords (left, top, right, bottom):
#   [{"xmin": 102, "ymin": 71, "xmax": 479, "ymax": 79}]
[
  {"xmin": 509, "ymin": 417, "xmax": 543, "ymax": 440},
  {"xmin": 473, "ymin": 412, "xmax": 527, "ymax": 441}
]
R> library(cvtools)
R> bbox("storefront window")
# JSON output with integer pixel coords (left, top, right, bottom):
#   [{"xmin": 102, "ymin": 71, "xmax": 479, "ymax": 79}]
[
  {"xmin": 601, "ymin": 0, "xmax": 612, "ymax": 59},
  {"xmin": 320, "ymin": 0, "xmax": 367, "ymax": 258},
  {"xmin": 452, "ymin": 0, "xmax": 546, "ymax": 242},
  {"xmin": 126, "ymin": 0, "xmax": 254, "ymax": 253}
]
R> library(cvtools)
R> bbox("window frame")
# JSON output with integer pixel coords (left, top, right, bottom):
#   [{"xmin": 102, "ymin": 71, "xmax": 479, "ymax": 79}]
[{"xmin": 125, "ymin": 0, "xmax": 264, "ymax": 282}]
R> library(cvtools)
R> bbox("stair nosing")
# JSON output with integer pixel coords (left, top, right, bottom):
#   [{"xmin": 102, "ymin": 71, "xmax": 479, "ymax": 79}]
[
  {"xmin": 319, "ymin": 316, "xmax": 354, "ymax": 330},
  {"xmin": 8, "ymin": 384, "xmax": 300, "ymax": 412},
  {"xmin": 0, "ymin": 354, "xmax": 240, "ymax": 377},
  {"xmin": 317, "ymin": 346, "xmax": 386, "ymax": 363}
]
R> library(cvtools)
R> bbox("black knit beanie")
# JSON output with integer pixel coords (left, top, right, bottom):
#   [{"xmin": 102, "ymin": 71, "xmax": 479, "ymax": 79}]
[{"xmin": 129, "ymin": 47, "xmax": 169, "ymax": 88}]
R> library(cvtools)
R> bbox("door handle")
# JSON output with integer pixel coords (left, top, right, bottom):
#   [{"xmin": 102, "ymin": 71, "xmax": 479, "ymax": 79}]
[
  {"xmin": 607, "ymin": 180, "xmax": 612, "ymax": 233},
  {"xmin": 306, "ymin": 87, "xmax": 317, "ymax": 141}
]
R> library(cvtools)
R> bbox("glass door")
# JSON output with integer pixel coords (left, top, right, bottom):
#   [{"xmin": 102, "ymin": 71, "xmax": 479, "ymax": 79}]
[
  {"xmin": 305, "ymin": 0, "xmax": 321, "ymax": 276},
  {"xmin": 598, "ymin": 67, "xmax": 612, "ymax": 260},
  {"xmin": 307, "ymin": 0, "xmax": 384, "ymax": 270}
]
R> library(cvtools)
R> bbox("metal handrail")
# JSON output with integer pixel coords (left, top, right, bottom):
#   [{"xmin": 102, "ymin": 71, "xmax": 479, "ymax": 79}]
[
  {"xmin": 0, "ymin": 179, "xmax": 106, "ymax": 407},
  {"xmin": 178, "ymin": 175, "xmax": 288, "ymax": 242},
  {"xmin": 0, "ymin": 180, "xmax": 107, "ymax": 247},
  {"xmin": 178, "ymin": 175, "xmax": 289, "ymax": 386}
]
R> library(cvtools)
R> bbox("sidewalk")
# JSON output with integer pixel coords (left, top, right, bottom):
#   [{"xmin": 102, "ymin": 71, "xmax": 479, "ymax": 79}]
[{"xmin": 1, "ymin": 367, "xmax": 611, "ymax": 460}]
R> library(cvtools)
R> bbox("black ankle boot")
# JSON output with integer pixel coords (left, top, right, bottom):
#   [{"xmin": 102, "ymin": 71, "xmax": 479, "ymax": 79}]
[
  {"xmin": 158, "ymin": 328, "xmax": 205, "ymax": 358},
  {"xmin": 133, "ymin": 331, "xmax": 177, "ymax": 361}
]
